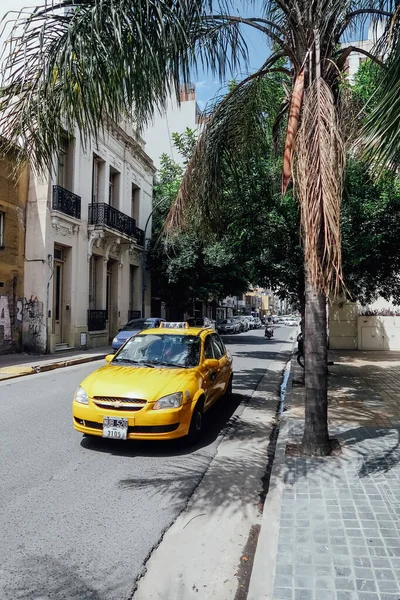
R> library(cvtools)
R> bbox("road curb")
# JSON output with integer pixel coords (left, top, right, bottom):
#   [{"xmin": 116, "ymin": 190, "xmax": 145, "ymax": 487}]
[
  {"xmin": 0, "ymin": 354, "xmax": 108, "ymax": 382},
  {"xmin": 247, "ymin": 350, "xmax": 295, "ymax": 600}
]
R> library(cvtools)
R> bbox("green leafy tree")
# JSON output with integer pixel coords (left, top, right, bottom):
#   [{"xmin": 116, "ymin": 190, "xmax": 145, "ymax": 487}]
[{"xmin": 148, "ymin": 132, "xmax": 250, "ymax": 315}]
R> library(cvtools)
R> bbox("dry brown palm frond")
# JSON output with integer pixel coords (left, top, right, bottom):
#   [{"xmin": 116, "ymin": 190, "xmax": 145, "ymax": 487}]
[
  {"xmin": 295, "ymin": 76, "xmax": 345, "ymax": 297},
  {"xmin": 282, "ymin": 69, "xmax": 304, "ymax": 194}
]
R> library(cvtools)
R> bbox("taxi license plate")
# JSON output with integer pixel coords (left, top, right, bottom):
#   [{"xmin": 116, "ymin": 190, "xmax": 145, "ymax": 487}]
[{"xmin": 102, "ymin": 417, "xmax": 128, "ymax": 440}]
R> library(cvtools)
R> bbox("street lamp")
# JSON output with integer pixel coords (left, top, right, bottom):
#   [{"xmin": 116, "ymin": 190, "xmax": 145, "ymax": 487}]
[{"xmin": 141, "ymin": 198, "xmax": 166, "ymax": 318}]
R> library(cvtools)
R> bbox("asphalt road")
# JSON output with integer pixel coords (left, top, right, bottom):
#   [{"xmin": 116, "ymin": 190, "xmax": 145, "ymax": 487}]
[{"xmin": 0, "ymin": 326, "xmax": 296, "ymax": 600}]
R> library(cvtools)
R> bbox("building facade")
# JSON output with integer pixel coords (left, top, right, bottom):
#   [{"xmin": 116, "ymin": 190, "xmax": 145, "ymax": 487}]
[
  {"xmin": 341, "ymin": 21, "xmax": 385, "ymax": 83},
  {"xmin": 24, "ymin": 120, "xmax": 155, "ymax": 353},
  {"xmin": 0, "ymin": 149, "xmax": 29, "ymax": 353},
  {"xmin": 143, "ymin": 84, "xmax": 203, "ymax": 170}
]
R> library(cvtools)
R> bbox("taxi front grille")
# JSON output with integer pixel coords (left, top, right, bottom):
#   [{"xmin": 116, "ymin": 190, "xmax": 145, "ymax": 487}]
[
  {"xmin": 74, "ymin": 418, "xmax": 179, "ymax": 434},
  {"xmin": 92, "ymin": 396, "xmax": 146, "ymax": 411}
]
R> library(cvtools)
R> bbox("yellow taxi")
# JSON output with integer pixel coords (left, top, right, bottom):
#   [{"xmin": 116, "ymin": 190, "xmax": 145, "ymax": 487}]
[{"xmin": 72, "ymin": 323, "xmax": 233, "ymax": 442}]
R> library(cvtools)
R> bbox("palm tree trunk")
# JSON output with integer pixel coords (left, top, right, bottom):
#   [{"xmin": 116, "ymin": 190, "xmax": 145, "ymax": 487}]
[{"xmin": 301, "ymin": 278, "xmax": 330, "ymax": 456}]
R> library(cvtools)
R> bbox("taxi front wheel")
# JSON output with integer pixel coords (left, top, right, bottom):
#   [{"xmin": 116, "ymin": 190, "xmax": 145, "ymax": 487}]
[
  {"xmin": 225, "ymin": 375, "xmax": 233, "ymax": 399},
  {"xmin": 188, "ymin": 400, "xmax": 205, "ymax": 443}
]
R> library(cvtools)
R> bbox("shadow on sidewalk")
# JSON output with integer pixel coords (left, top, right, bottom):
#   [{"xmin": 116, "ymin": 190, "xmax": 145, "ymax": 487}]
[{"xmin": 284, "ymin": 422, "xmax": 400, "ymax": 484}]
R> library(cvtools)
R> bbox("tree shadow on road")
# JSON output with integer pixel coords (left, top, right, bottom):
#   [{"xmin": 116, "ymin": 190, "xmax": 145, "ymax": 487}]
[
  {"xmin": 115, "ymin": 416, "xmax": 274, "ymax": 515},
  {"xmin": 1, "ymin": 555, "xmax": 111, "ymax": 600}
]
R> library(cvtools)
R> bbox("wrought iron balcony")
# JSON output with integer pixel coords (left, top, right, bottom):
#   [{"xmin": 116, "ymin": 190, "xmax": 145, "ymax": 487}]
[
  {"xmin": 52, "ymin": 185, "xmax": 81, "ymax": 219},
  {"xmin": 88, "ymin": 309, "xmax": 107, "ymax": 332},
  {"xmin": 88, "ymin": 203, "xmax": 144, "ymax": 245}
]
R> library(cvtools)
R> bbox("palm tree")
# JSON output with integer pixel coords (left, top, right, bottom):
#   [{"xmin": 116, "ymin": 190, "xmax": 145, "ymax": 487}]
[
  {"xmin": 166, "ymin": 1, "xmax": 394, "ymax": 455},
  {"xmin": 0, "ymin": 0, "xmax": 397, "ymax": 455}
]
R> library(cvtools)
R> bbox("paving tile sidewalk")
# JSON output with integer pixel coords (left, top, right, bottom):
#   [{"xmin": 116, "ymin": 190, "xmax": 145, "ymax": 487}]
[
  {"xmin": 0, "ymin": 345, "xmax": 111, "ymax": 381},
  {"xmin": 273, "ymin": 351, "xmax": 400, "ymax": 600}
]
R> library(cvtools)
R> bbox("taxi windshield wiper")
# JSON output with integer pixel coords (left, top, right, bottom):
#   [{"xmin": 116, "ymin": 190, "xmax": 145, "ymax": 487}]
[
  {"xmin": 113, "ymin": 358, "xmax": 154, "ymax": 368},
  {"xmin": 157, "ymin": 361, "xmax": 183, "ymax": 368}
]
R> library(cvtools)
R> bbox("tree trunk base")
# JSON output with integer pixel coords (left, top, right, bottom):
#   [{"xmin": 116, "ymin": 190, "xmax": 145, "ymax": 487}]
[
  {"xmin": 287, "ymin": 438, "xmax": 341, "ymax": 458},
  {"xmin": 301, "ymin": 439, "xmax": 331, "ymax": 457}
]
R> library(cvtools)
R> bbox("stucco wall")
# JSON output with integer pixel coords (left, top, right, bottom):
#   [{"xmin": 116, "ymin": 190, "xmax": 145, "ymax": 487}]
[
  {"xmin": 328, "ymin": 300, "xmax": 358, "ymax": 350},
  {"xmin": 358, "ymin": 316, "xmax": 400, "ymax": 351}
]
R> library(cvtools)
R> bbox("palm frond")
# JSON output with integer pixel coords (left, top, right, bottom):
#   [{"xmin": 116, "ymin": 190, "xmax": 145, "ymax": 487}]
[
  {"xmin": 295, "ymin": 76, "xmax": 345, "ymax": 295},
  {"xmin": 361, "ymin": 24, "xmax": 400, "ymax": 170},
  {"xmin": 0, "ymin": 0, "xmax": 249, "ymax": 172},
  {"xmin": 165, "ymin": 58, "xmax": 288, "ymax": 233}
]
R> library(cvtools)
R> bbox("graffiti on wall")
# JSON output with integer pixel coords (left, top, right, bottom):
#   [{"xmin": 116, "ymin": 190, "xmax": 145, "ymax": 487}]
[
  {"xmin": 0, "ymin": 295, "xmax": 12, "ymax": 342},
  {"xmin": 0, "ymin": 294, "xmax": 44, "ymax": 351},
  {"xmin": 24, "ymin": 295, "xmax": 44, "ymax": 339}
]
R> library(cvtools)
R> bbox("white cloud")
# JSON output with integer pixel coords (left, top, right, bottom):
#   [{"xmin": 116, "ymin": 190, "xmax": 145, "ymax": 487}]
[{"xmin": 195, "ymin": 80, "xmax": 207, "ymax": 89}]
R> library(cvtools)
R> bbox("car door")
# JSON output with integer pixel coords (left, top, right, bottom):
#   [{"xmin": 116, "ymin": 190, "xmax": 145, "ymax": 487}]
[
  {"xmin": 202, "ymin": 333, "xmax": 220, "ymax": 410},
  {"xmin": 210, "ymin": 334, "xmax": 231, "ymax": 399}
]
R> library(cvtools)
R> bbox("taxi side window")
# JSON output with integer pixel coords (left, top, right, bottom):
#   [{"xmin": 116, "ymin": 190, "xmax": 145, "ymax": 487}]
[
  {"xmin": 211, "ymin": 334, "xmax": 224, "ymax": 359},
  {"xmin": 212, "ymin": 333, "xmax": 226, "ymax": 356},
  {"xmin": 204, "ymin": 335, "xmax": 215, "ymax": 359}
]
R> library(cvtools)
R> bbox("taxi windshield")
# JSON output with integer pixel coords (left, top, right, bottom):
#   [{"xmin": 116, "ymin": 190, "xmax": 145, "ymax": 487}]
[{"xmin": 113, "ymin": 334, "xmax": 201, "ymax": 368}]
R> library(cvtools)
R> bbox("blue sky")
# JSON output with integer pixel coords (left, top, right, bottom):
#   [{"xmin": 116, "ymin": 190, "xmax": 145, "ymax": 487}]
[{"xmin": 194, "ymin": 25, "xmax": 269, "ymax": 110}]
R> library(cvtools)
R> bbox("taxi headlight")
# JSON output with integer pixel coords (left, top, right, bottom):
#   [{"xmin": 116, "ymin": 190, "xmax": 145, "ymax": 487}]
[
  {"xmin": 153, "ymin": 392, "xmax": 183, "ymax": 410},
  {"xmin": 75, "ymin": 386, "xmax": 89, "ymax": 405}
]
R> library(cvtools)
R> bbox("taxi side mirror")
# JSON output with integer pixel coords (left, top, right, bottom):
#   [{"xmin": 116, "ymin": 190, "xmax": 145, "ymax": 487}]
[
  {"xmin": 105, "ymin": 354, "xmax": 115, "ymax": 363},
  {"xmin": 203, "ymin": 358, "xmax": 219, "ymax": 370}
]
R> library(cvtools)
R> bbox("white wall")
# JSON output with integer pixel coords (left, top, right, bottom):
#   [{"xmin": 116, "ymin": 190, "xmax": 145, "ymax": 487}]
[
  {"xmin": 329, "ymin": 300, "xmax": 358, "ymax": 350},
  {"xmin": 358, "ymin": 316, "xmax": 400, "ymax": 350},
  {"xmin": 143, "ymin": 96, "xmax": 199, "ymax": 169}
]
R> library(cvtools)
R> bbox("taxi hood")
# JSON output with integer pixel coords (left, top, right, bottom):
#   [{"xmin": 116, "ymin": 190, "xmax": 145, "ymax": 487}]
[{"xmin": 82, "ymin": 363, "xmax": 198, "ymax": 402}]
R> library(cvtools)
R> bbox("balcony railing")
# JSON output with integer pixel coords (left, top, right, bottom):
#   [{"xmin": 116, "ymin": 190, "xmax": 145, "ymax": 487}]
[
  {"xmin": 88, "ymin": 309, "xmax": 107, "ymax": 332},
  {"xmin": 88, "ymin": 203, "xmax": 144, "ymax": 244},
  {"xmin": 52, "ymin": 185, "xmax": 81, "ymax": 219}
]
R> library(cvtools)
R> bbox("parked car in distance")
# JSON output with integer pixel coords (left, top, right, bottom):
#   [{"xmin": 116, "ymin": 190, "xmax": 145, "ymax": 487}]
[
  {"xmin": 233, "ymin": 316, "xmax": 244, "ymax": 332},
  {"xmin": 286, "ymin": 318, "xmax": 299, "ymax": 326},
  {"xmin": 246, "ymin": 316, "xmax": 255, "ymax": 329},
  {"xmin": 281, "ymin": 316, "xmax": 299, "ymax": 327},
  {"xmin": 238, "ymin": 316, "xmax": 249, "ymax": 331},
  {"xmin": 112, "ymin": 317, "xmax": 165, "ymax": 350},
  {"xmin": 254, "ymin": 317, "xmax": 262, "ymax": 328},
  {"xmin": 187, "ymin": 316, "xmax": 215, "ymax": 330},
  {"xmin": 218, "ymin": 318, "xmax": 239, "ymax": 334},
  {"xmin": 73, "ymin": 325, "xmax": 233, "ymax": 442}
]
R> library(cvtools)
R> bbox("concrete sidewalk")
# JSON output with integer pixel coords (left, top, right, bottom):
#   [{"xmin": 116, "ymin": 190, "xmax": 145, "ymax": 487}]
[
  {"xmin": 0, "ymin": 346, "xmax": 112, "ymax": 381},
  {"xmin": 249, "ymin": 350, "xmax": 400, "ymax": 600}
]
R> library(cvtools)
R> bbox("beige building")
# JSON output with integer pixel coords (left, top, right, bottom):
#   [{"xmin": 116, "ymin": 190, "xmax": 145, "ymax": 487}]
[
  {"xmin": 0, "ymin": 148, "xmax": 29, "ymax": 353},
  {"xmin": 24, "ymin": 120, "xmax": 155, "ymax": 353}
]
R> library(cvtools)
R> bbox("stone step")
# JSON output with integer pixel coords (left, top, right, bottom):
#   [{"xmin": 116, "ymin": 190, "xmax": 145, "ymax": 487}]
[{"xmin": 55, "ymin": 343, "xmax": 74, "ymax": 352}]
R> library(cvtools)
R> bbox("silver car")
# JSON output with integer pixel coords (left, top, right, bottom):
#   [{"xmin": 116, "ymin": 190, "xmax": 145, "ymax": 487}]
[{"xmin": 218, "ymin": 318, "xmax": 239, "ymax": 334}]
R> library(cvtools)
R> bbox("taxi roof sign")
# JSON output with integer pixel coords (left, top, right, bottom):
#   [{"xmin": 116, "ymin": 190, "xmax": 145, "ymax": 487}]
[{"xmin": 159, "ymin": 321, "xmax": 189, "ymax": 329}]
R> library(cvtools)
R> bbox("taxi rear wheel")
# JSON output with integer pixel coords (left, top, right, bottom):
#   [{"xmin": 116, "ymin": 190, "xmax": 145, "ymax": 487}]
[
  {"xmin": 225, "ymin": 375, "xmax": 233, "ymax": 399},
  {"xmin": 188, "ymin": 399, "xmax": 205, "ymax": 443}
]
